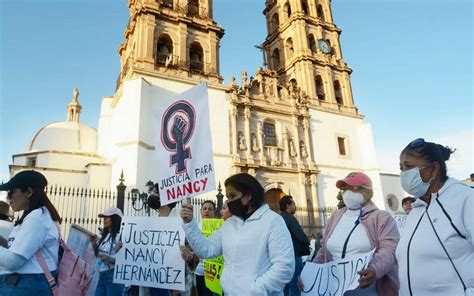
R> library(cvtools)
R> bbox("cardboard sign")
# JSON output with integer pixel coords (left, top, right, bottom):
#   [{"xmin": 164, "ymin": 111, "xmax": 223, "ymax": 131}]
[
  {"xmin": 155, "ymin": 83, "xmax": 216, "ymax": 205},
  {"xmin": 300, "ymin": 249, "xmax": 375, "ymax": 296},
  {"xmin": 113, "ymin": 217, "xmax": 185, "ymax": 290},
  {"xmin": 393, "ymin": 214, "xmax": 407, "ymax": 230},
  {"xmin": 202, "ymin": 219, "xmax": 224, "ymax": 295}
]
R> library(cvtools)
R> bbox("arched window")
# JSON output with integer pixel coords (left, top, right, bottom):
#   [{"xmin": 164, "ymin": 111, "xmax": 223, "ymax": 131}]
[
  {"xmin": 308, "ymin": 34, "xmax": 316, "ymax": 52},
  {"xmin": 317, "ymin": 5, "xmax": 325, "ymax": 21},
  {"xmin": 263, "ymin": 122, "xmax": 277, "ymax": 146},
  {"xmin": 156, "ymin": 34, "xmax": 173, "ymax": 65},
  {"xmin": 189, "ymin": 42, "xmax": 204, "ymax": 72},
  {"xmin": 271, "ymin": 13, "xmax": 280, "ymax": 32},
  {"xmin": 286, "ymin": 38, "xmax": 294, "ymax": 60},
  {"xmin": 187, "ymin": 0, "xmax": 199, "ymax": 17},
  {"xmin": 302, "ymin": 0, "xmax": 309, "ymax": 15},
  {"xmin": 334, "ymin": 80, "xmax": 343, "ymax": 105},
  {"xmin": 283, "ymin": 2, "xmax": 292, "ymax": 19},
  {"xmin": 272, "ymin": 48, "xmax": 280, "ymax": 68},
  {"xmin": 315, "ymin": 75, "xmax": 325, "ymax": 101}
]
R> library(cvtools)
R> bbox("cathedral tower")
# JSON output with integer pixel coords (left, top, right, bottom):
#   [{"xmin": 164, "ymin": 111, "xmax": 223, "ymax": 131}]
[
  {"xmin": 263, "ymin": 0, "xmax": 357, "ymax": 114},
  {"xmin": 115, "ymin": 0, "xmax": 225, "ymax": 92}
]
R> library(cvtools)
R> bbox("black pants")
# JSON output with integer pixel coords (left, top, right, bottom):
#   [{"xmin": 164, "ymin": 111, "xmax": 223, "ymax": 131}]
[{"xmin": 195, "ymin": 275, "xmax": 214, "ymax": 296}]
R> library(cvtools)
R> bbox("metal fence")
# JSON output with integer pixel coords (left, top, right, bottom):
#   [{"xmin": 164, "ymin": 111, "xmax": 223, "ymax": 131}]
[{"xmin": 15, "ymin": 183, "xmax": 336, "ymax": 241}]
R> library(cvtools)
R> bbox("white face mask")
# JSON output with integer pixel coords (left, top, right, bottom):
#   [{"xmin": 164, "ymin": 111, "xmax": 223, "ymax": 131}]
[
  {"xmin": 400, "ymin": 166, "xmax": 433, "ymax": 198},
  {"xmin": 342, "ymin": 191, "xmax": 365, "ymax": 210}
]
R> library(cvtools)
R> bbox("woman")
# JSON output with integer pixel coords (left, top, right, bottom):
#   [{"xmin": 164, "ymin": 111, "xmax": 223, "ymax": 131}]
[
  {"xmin": 306, "ymin": 172, "xmax": 399, "ymax": 295},
  {"xmin": 194, "ymin": 200, "xmax": 217, "ymax": 296},
  {"xmin": 219, "ymin": 201, "xmax": 232, "ymax": 221},
  {"xmin": 396, "ymin": 138, "xmax": 474, "ymax": 295},
  {"xmin": 0, "ymin": 170, "xmax": 61, "ymax": 295},
  {"xmin": 91, "ymin": 207, "xmax": 124, "ymax": 296},
  {"xmin": 180, "ymin": 173, "xmax": 294, "ymax": 295}
]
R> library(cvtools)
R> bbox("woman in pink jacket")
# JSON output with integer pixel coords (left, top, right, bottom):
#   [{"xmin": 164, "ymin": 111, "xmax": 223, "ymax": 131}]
[{"xmin": 310, "ymin": 172, "xmax": 399, "ymax": 295}]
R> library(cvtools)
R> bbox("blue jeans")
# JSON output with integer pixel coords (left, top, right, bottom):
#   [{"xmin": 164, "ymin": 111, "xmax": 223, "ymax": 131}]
[
  {"xmin": 284, "ymin": 256, "xmax": 303, "ymax": 296},
  {"xmin": 150, "ymin": 287, "xmax": 170, "ymax": 296},
  {"xmin": 0, "ymin": 272, "xmax": 56, "ymax": 296},
  {"xmin": 95, "ymin": 269, "xmax": 125, "ymax": 296}
]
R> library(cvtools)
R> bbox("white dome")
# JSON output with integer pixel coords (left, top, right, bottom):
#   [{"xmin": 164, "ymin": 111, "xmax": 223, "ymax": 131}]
[{"xmin": 28, "ymin": 121, "xmax": 98, "ymax": 154}]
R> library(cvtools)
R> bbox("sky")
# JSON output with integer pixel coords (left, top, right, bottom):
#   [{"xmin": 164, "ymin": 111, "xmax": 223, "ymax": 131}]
[{"xmin": 0, "ymin": 0, "xmax": 472, "ymax": 184}]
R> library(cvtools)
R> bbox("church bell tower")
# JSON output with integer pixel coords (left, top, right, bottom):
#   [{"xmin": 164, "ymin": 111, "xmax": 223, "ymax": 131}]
[
  {"xmin": 115, "ymin": 0, "xmax": 225, "ymax": 92},
  {"xmin": 262, "ymin": 0, "xmax": 358, "ymax": 114}
]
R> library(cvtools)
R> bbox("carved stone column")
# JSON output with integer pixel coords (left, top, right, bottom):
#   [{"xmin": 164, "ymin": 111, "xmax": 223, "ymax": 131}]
[
  {"xmin": 293, "ymin": 116, "xmax": 303, "ymax": 167},
  {"xmin": 282, "ymin": 128, "xmax": 289, "ymax": 166},
  {"xmin": 257, "ymin": 122, "xmax": 265, "ymax": 165},
  {"xmin": 230, "ymin": 105, "xmax": 239, "ymax": 162},
  {"xmin": 303, "ymin": 116, "xmax": 316, "ymax": 168},
  {"xmin": 244, "ymin": 106, "xmax": 253, "ymax": 163}
]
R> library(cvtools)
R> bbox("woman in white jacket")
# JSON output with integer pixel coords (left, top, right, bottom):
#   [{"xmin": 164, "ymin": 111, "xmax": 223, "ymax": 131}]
[
  {"xmin": 180, "ymin": 173, "xmax": 295, "ymax": 296},
  {"xmin": 397, "ymin": 138, "xmax": 474, "ymax": 296}
]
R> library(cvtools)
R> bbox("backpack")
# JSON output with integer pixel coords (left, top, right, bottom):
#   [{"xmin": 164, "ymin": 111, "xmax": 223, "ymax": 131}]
[{"xmin": 35, "ymin": 234, "xmax": 92, "ymax": 295}]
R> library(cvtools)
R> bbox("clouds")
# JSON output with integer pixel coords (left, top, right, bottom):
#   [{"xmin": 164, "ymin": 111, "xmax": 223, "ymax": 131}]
[{"xmin": 377, "ymin": 129, "xmax": 473, "ymax": 180}]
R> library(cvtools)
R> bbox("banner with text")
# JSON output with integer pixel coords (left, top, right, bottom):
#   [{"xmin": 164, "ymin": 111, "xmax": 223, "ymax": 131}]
[
  {"xmin": 114, "ymin": 217, "xmax": 185, "ymax": 291},
  {"xmin": 300, "ymin": 249, "xmax": 375, "ymax": 296},
  {"xmin": 154, "ymin": 83, "xmax": 216, "ymax": 206},
  {"xmin": 202, "ymin": 219, "xmax": 225, "ymax": 295}
]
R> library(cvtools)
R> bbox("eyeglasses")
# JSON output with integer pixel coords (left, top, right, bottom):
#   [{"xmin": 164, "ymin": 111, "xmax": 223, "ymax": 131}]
[
  {"xmin": 340, "ymin": 186, "xmax": 367, "ymax": 192},
  {"xmin": 406, "ymin": 138, "xmax": 426, "ymax": 149}
]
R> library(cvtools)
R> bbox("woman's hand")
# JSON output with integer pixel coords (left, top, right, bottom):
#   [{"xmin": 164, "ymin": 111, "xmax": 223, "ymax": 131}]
[
  {"xmin": 114, "ymin": 240, "xmax": 123, "ymax": 252},
  {"xmin": 358, "ymin": 266, "xmax": 376, "ymax": 288},
  {"xmin": 180, "ymin": 246, "xmax": 195, "ymax": 263},
  {"xmin": 180, "ymin": 204, "xmax": 194, "ymax": 224},
  {"xmin": 297, "ymin": 276, "xmax": 305, "ymax": 291}
]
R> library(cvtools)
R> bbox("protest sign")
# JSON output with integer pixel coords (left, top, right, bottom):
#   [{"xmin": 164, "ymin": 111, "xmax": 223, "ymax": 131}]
[
  {"xmin": 393, "ymin": 214, "xmax": 407, "ymax": 231},
  {"xmin": 202, "ymin": 219, "xmax": 224, "ymax": 295},
  {"xmin": 114, "ymin": 216, "xmax": 185, "ymax": 291},
  {"xmin": 154, "ymin": 83, "xmax": 216, "ymax": 206},
  {"xmin": 67, "ymin": 224, "xmax": 98, "ymax": 296},
  {"xmin": 300, "ymin": 249, "xmax": 375, "ymax": 296}
]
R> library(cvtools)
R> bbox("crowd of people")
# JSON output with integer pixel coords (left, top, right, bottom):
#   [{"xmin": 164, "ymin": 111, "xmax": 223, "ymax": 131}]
[{"xmin": 0, "ymin": 138, "xmax": 472, "ymax": 296}]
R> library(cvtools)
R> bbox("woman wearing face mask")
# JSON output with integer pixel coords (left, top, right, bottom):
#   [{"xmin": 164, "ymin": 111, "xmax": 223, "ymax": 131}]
[
  {"xmin": 397, "ymin": 138, "xmax": 474, "ymax": 296},
  {"xmin": 304, "ymin": 172, "xmax": 399, "ymax": 296},
  {"xmin": 180, "ymin": 173, "xmax": 295, "ymax": 296}
]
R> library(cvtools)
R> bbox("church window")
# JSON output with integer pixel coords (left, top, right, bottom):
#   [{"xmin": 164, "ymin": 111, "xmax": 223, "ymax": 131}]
[
  {"xmin": 271, "ymin": 13, "xmax": 279, "ymax": 32},
  {"xmin": 337, "ymin": 137, "xmax": 347, "ymax": 156},
  {"xmin": 187, "ymin": 0, "xmax": 199, "ymax": 17},
  {"xmin": 27, "ymin": 156, "xmax": 37, "ymax": 167},
  {"xmin": 272, "ymin": 48, "xmax": 280, "ymax": 69},
  {"xmin": 302, "ymin": 0, "xmax": 309, "ymax": 15},
  {"xmin": 315, "ymin": 75, "xmax": 325, "ymax": 101},
  {"xmin": 263, "ymin": 122, "xmax": 277, "ymax": 146},
  {"xmin": 317, "ymin": 5, "xmax": 325, "ymax": 21},
  {"xmin": 334, "ymin": 80, "xmax": 343, "ymax": 105},
  {"xmin": 286, "ymin": 38, "xmax": 294, "ymax": 60},
  {"xmin": 156, "ymin": 34, "xmax": 173, "ymax": 65},
  {"xmin": 283, "ymin": 2, "xmax": 292, "ymax": 19},
  {"xmin": 160, "ymin": 0, "xmax": 173, "ymax": 9},
  {"xmin": 308, "ymin": 34, "xmax": 317, "ymax": 52},
  {"xmin": 189, "ymin": 42, "xmax": 204, "ymax": 72}
]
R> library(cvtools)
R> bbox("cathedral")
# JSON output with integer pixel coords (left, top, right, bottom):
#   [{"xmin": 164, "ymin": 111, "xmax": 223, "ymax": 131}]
[{"xmin": 9, "ymin": 0, "xmax": 394, "ymax": 226}]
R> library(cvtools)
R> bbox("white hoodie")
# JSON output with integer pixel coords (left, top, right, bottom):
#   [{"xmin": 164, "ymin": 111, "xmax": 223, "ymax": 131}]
[{"xmin": 396, "ymin": 178, "xmax": 474, "ymax": 295}]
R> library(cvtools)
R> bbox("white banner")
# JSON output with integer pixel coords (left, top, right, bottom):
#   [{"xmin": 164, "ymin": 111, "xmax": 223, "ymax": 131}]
[
  {"xmin": 114, "ymin": 217, "xmax": 185, "ymax": 291},
  {"xmin": 300, "ymin": 249, "xmax": 375, "ymax": 296},
  {"xmin": 393, "ymin": 214, "xmax": 407, "ymax": 231},
  {"xmin": 154, "ymin": 83, "xmax": 216, "ymax": 206}
]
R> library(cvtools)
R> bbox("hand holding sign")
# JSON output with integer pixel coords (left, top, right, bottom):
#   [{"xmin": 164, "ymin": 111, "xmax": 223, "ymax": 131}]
[
  {"xmin": 180, "ymin": 204, "xmax": 194, "ymax": 224},
  {"xmin": 357, "ymin": 266, "xmax": 376, "ymax": 288}
]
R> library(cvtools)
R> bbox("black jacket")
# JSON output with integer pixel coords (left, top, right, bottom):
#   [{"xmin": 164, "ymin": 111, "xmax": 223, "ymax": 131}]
[{"xmin": 281, "ymin": 211, "xmax": 310, "ymax": 257}]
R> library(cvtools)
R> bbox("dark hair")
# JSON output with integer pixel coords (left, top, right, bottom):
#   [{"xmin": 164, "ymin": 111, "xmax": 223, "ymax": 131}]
[
  {"xmin": 279, "ymin": 195, "xmax": 293, "ymax": 212},
  {"xmin": 201, "ymin": 200, "xmax": 216, "ymax": 211},
  {"xmin": 0, "ymin": 214, "xmax": 9, "ymax": 221},
  {"xmin": 401, "ymin": 139, "xmax": 455, "ymax": 182},
  {"xmin": 97, "ymin": 214, "xmax": 122, "ymax": 252},
  {"xmin": 16, "ymin": 187, "xmax": 61, "ymax": 225},
  {"xmin": 224, "ymin": 173, "xmax": 264, "ymax": 209}
]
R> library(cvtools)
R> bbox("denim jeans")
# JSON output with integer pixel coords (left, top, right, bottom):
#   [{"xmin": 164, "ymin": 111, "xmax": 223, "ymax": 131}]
[
  {"xmin": 0, "ymin": 271, "xmax": 57, "ymax": 296},
  {"xmin": 95, "ymin": 269, "xmax": 125, "ymax": 296},
  {"xmin": 284, "ymin": 256, "xmax": 303, "ymax": 296}
]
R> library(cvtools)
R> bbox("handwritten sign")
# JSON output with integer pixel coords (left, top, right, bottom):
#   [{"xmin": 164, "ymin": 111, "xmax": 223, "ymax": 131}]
[
  {"xmin": 114, "ymin": 217, "xmax": 185, "ymax": 291},
  {"xmin": 202, "ymin": 219, "xmax": 224, "ymax": 295},
  {"xmin": 300, "ymin": 249, "xmax": 375, "ymax": 296},
  {"xmin": 155, "ymin": 83, "xmax": 216, "ymax": 205},
  {"xmin": 393, "ymin": 214, "xmax": 407, "ymax": 231}
]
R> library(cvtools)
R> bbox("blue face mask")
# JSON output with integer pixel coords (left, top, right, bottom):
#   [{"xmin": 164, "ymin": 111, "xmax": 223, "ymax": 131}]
[{"xmin": 400, "ymin": 166, "xmax": 433, "ymax": 198}]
